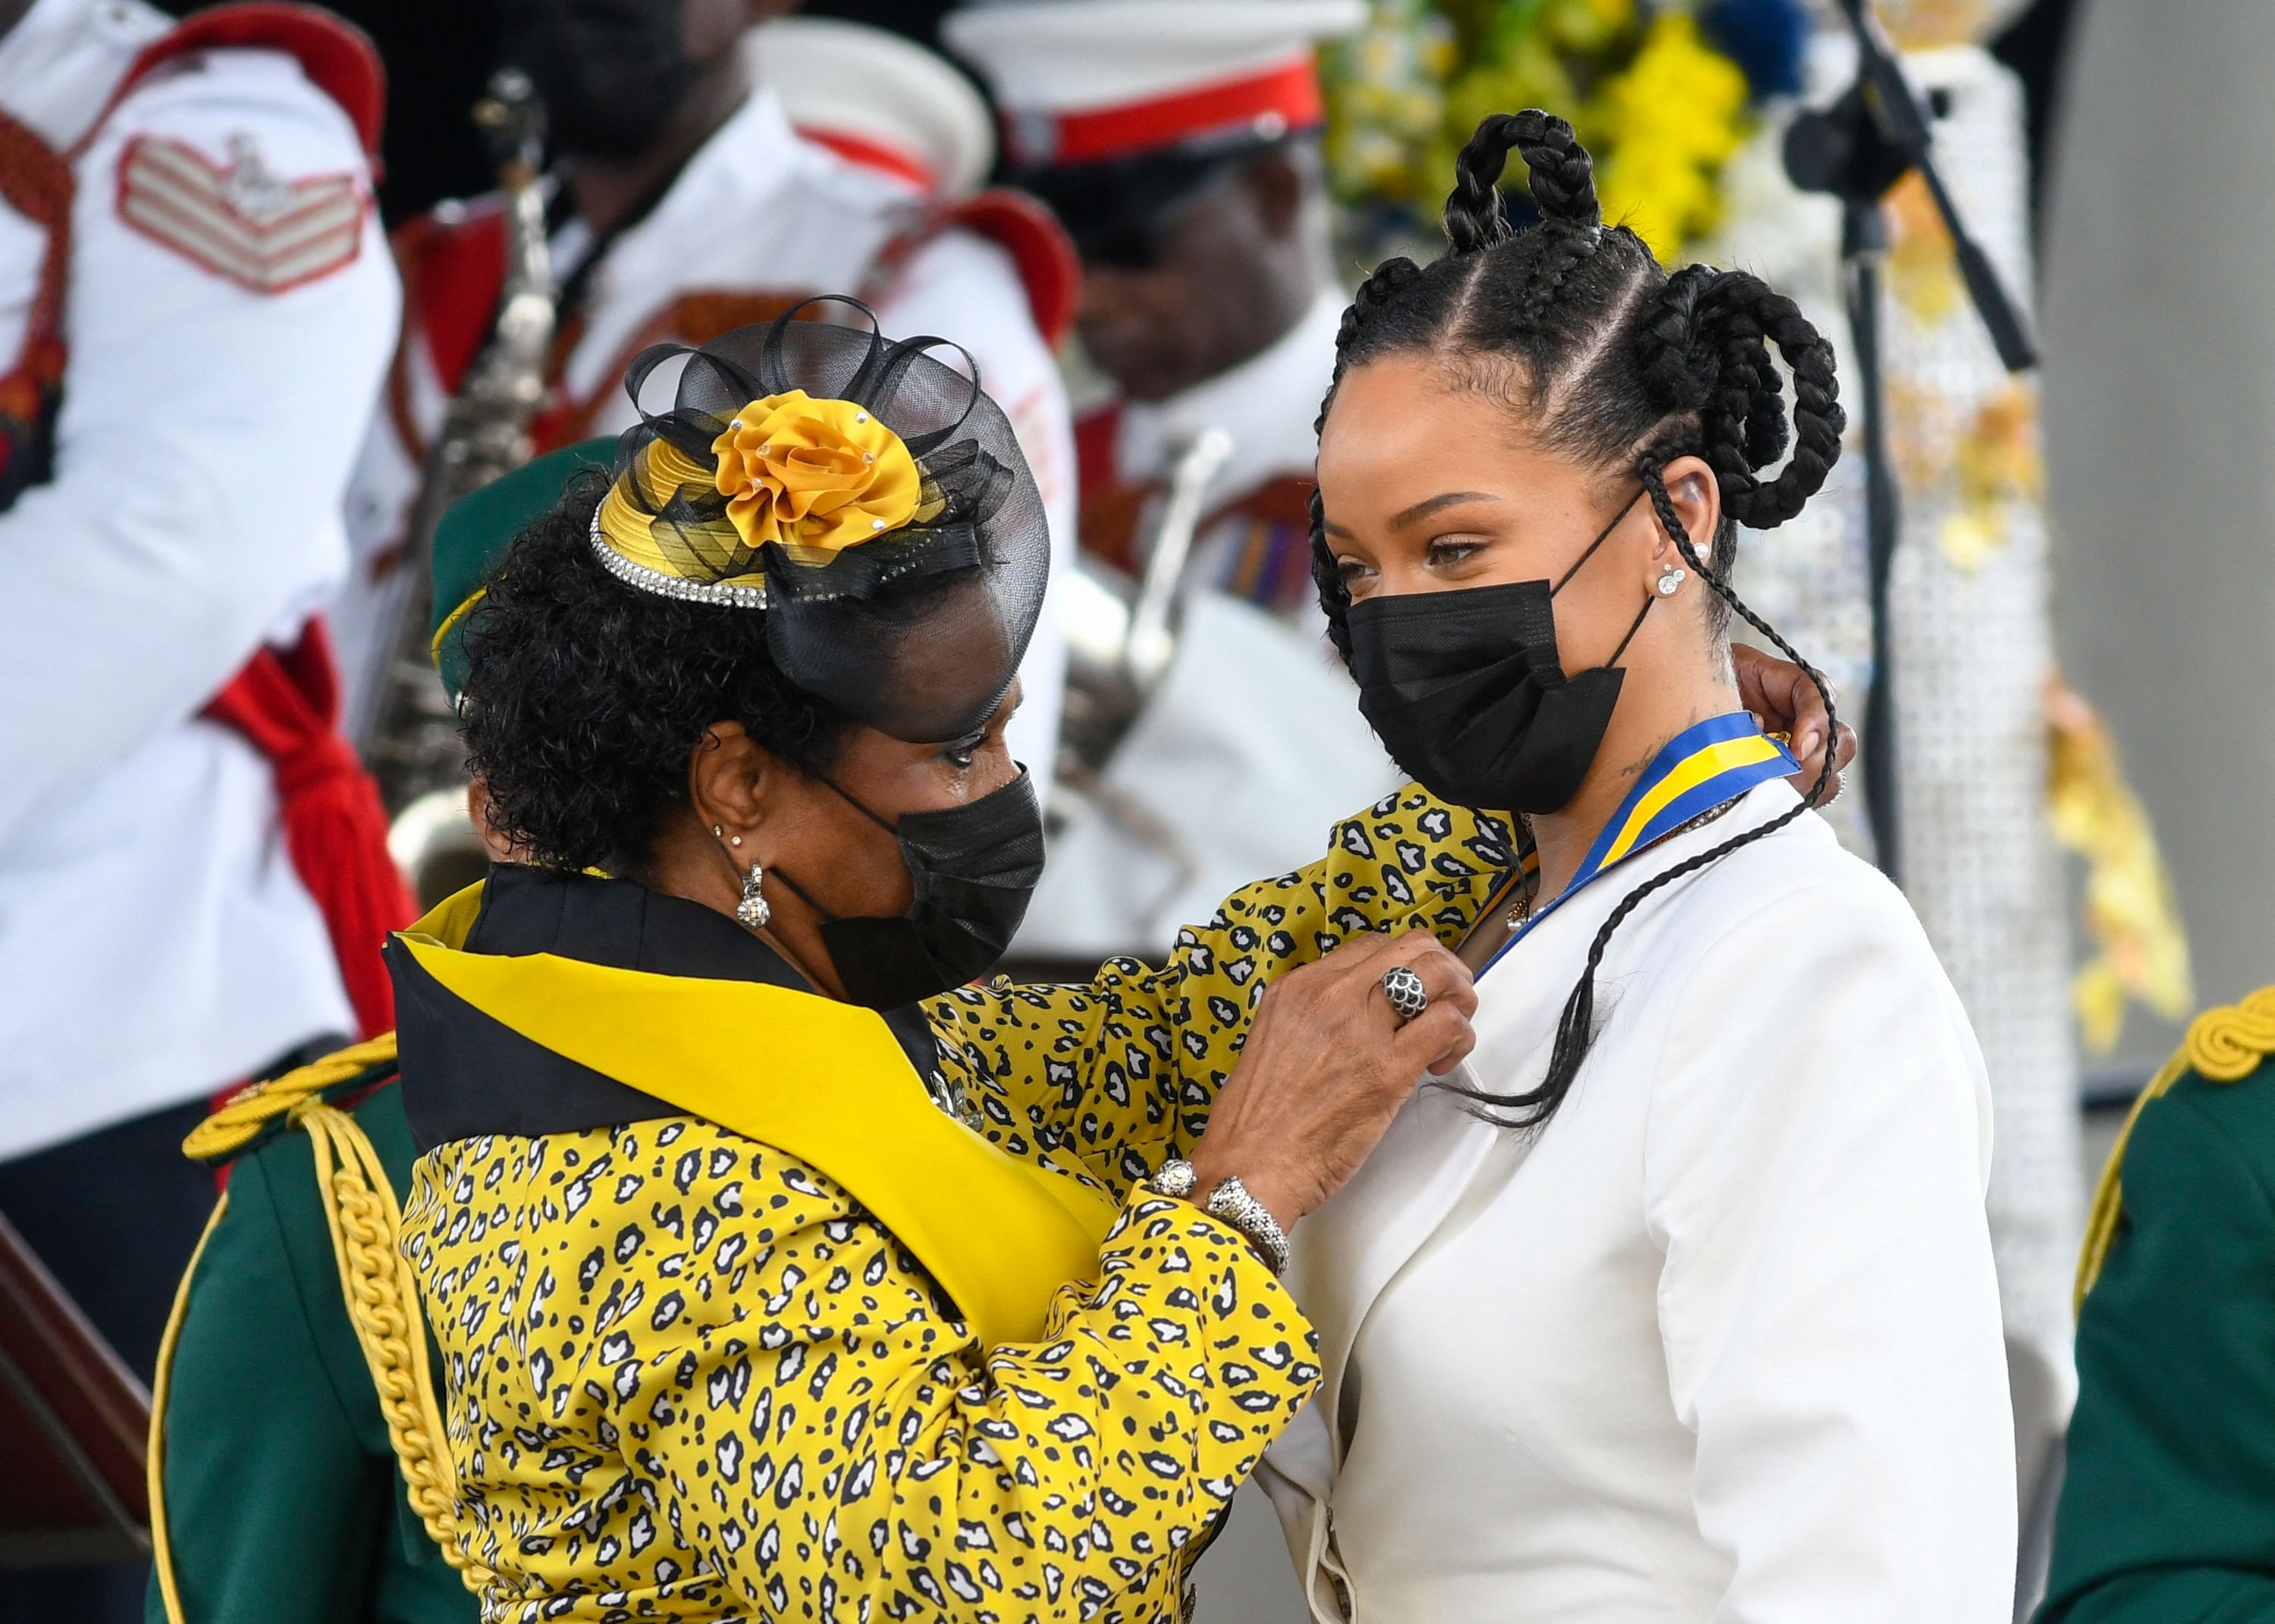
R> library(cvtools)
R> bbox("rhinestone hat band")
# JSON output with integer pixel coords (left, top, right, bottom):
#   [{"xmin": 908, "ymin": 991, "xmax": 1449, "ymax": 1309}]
[{"xmin": 588, "ymin": 509, "xmax": 768, "ymax": 609}]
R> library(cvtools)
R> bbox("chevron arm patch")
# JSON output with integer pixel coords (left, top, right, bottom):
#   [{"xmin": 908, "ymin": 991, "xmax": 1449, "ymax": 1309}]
[{"xmin": 115, "ymin": 133, "xmax": 365, "ymax": 293}]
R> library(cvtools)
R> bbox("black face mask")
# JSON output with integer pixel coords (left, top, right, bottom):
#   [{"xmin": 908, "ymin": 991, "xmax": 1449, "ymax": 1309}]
[
  {"xmin": 1345, "ymin": 490, "xmax": 1653, "ymax": 815},
  {"xmin": 774, "ymin": 769, "xmax": 1046, "ymax": 1011},
  {"xmin": 497, "ymin": 0, "xmax": 701, "ymax": 161}
]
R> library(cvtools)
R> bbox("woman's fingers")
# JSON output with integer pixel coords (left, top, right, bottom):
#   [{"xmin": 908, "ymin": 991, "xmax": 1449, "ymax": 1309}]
[
  {"xmin": 1341, "ymin": 932, "xmax": 1476, "ymax": 1034},
  {"xmin": 1194, "ymin": 929, "xmax": 1483, "ymax": 1225},
  {"xmin": 1399, "ymin": 938, "xmax": 1476, "ymax": 1017},
  {"xmin": 1733, "ymin": 644, "xmax": 1854, "ymax": 807},
  {"xmin": 1732, "ymin": 644, "xmax": 1832, "ymax": 764},
  {"xmin": 1395, "ymin": 996, "xmax": 1477, "ymax": 1078}
]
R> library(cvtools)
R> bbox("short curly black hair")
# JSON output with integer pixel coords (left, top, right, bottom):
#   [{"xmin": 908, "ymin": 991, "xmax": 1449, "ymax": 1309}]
[{"xmin": 460, "ymin": 472, "xmax": 853, "ymax": 876}]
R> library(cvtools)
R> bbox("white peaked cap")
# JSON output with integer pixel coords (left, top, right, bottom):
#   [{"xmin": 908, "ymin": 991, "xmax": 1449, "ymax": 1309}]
[
  {"xmin": 943, "ymin": 0, "xmax": 1364, "ymax": 167},
  {"xmin": 748, "ymin": 16, "xmax": 996, "ymax": 199}
]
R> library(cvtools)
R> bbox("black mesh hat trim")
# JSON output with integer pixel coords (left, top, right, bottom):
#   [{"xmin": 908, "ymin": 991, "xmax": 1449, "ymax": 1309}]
[{"xmin": 595, "ymin": 298, "xmax": 1051, "ymax": 745}]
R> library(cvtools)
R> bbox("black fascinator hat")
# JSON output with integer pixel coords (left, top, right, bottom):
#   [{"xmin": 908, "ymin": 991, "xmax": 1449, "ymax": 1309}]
[{"xmin": 589, "ymin": 296, "xmax": 1050, "ymax": 744}]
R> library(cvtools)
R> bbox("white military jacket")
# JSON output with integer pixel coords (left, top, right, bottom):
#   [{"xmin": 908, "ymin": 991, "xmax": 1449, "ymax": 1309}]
[
  {"xmin": 337, "ymin": 84, "xmax": 1078, "ymax": 776},
  {"xmin": 1018, "ymin": 288, "xmax": 1380, "ymax": 960},
  {"xmin": 0, "ymin": 0, "xmax": 395, "ymax": 1158},
  {"xmin": 1260, "ymin": 783, "xmax": 2019, "ymax": 1622},
  {"xmin": 1081, "ymin": 285, "xmax": 1341, "ymax": 613}
]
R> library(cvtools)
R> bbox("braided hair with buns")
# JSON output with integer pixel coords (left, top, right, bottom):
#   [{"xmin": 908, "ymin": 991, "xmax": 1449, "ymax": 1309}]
[{"xmin": 1312, "ymin": 110, "xmax": 1847, "ymax": 1132}]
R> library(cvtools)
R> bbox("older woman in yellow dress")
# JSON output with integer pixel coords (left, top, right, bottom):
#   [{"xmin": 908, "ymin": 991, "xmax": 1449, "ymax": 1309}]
[{"xmin": 384, "ymin": 305, "xmax": 1493, "ymax": 1624}]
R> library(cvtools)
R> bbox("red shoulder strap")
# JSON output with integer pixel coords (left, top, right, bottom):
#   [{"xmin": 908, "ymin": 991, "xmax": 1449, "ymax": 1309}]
[
  {"xmin": 109, "ymin": 3, "xmax": 385, "ymax": 161},
  {"xmin": 392, "ymin": 202, "xmax": 509, "ymax": 393},
  {"xmin": 875, "ymin": 187, "xmax": 1081, "ymax": 350},
  {"xmin": 380, "ymin": 200, "xmax": 508, "ymax": 465}
]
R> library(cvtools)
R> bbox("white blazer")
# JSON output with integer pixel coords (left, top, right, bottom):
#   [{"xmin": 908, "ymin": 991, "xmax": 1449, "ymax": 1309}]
[{"xmin": 1259, "ymin": 782, "xmax": 2017, "ymax": 1622}]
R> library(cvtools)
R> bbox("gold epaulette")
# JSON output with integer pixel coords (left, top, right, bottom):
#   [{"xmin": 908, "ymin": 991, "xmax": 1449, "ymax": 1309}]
[
  {"xmin": 164, "ymin": 1026, "xmax": 489, "ymax": 1595},
  {"xmin": 2075, "ymin": 986, "xmax": 2275, "ymax": 1312},
  {"xmin": 180, "ymin": 1033, "xmax": 400, "ymax": 1165}
]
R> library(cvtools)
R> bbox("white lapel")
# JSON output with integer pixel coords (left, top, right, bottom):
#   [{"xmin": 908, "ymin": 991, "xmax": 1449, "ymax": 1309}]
[
  {"xmin": 1279, "ymin": 780, "xmax": 1809, "ymax": 1475},
  {"xmin": 1286, "ymin": 1071, "xmax": 1498, "ymax": 1469}
]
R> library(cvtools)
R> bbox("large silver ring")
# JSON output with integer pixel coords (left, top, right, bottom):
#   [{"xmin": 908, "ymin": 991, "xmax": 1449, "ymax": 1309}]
[{"xmin": 1381, "ymin": 964, "xmax": 1429, "ymax": 1024}]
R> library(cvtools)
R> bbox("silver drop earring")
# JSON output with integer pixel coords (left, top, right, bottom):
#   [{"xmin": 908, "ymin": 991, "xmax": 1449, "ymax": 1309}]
[
  {"xmin": 736, "ymin": 861, "xmax": 770, "ymax": 931},
  {"xmin": 1655, "ymin": 565, "xmax": 1687, "ymax": 597}
]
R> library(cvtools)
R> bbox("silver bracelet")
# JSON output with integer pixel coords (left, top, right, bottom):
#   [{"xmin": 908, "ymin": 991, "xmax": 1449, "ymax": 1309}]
[
  {"xmin": 1148, "ymin": 1159, "xmax": 1291, "ymax": 1276},
  {"xmin": 1207, "ymin": 1175, "xmax": 1292, "ymax": 1276}
]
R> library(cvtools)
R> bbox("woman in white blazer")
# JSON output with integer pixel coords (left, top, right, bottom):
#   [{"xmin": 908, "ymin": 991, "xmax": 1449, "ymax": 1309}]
[{"xmin": 1257, "ymin": 111, "xmax": 2016, "ymax": 1621}]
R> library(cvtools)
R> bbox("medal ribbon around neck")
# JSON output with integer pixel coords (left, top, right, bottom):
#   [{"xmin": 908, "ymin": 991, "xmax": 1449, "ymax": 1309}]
[{"xmin": 1482, "ymin": 711, "xmax": 1798, "ymax": 978}]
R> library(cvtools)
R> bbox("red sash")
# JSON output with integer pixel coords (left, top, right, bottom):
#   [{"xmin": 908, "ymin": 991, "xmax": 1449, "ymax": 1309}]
[{"xmin": 202, "ymin": 622, "xmax": 410, "ymax": 1038}]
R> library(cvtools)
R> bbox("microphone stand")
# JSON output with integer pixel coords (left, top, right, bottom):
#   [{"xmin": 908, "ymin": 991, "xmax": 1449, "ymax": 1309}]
[{"xmin": 1781, "ymin": 0, "xmax": 2038, "ymax": 882}]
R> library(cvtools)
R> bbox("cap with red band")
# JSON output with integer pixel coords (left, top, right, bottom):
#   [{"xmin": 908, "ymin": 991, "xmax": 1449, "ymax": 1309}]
[
  {"xmin": 943, "ymin": 0, "xmax": 1363, "ymax": 170},
  {"xmin": 751, "ymin": 15, "xmax": 995, "ymax": 199}
]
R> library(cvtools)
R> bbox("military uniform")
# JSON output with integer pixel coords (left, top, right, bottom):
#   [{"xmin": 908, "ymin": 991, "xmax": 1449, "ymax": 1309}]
[
  {"xmin": 0, "ymin": 0, "xmax": 400, "ymax": 1168},
  {"xmin": 0, "ymin": 28, "xmax": 404, "ymax": 1573},
  {"xmin": 147, "ymin": 1044, "xmax": 472, "ymax": 1624},
  {"xmin": 2037, "ymin": 987, "xmax": 2275, "ymax": 1621},
  {"xmin": 946, "ymin": 0, "xmax": 1358, "ymax": 619},
  {"xmin": 332, "ymin": 42, "xmax": 1081, "ymax": 778},
  {"xmin": 1075, "ymin": 286, "xmax": 1345, "ymax": 613}
]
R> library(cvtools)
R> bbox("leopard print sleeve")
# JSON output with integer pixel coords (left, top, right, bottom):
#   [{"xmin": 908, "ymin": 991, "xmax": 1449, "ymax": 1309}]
[
  {"xmin": 928, "ymin": 788, "xmax": 1514, "ymax": 1197},
  {"xmin": 406, "ymin": 1121, "xmax": 1311, "ymax": 1624}
]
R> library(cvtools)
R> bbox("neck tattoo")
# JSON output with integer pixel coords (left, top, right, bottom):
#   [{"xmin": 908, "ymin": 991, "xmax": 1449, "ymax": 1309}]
[{"xmin": 1505, "ymin": 797, "xmax": 1737, "ymax": 931}]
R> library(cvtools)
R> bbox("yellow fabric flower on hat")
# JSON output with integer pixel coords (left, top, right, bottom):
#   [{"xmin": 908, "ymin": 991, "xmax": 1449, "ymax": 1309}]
[{"xmin": 711, "ymin": 390, "xmax": 922, "ymax": 559}]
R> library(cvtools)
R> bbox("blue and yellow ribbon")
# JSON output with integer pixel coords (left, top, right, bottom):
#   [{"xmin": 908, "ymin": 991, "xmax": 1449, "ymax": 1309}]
[{"xmin": 1484, "ymin": 711, "xmax": 1796, "ymax": 977}]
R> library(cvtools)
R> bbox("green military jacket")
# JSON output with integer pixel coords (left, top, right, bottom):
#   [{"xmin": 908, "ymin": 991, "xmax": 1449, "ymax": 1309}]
[
  {"xmin": 146, "ymin": 1041, "xmax": 475, "ymax": 1624},
  {"xmin": 2038, "ymin": 988, "xmax": 2275, "ymax": 1622}
]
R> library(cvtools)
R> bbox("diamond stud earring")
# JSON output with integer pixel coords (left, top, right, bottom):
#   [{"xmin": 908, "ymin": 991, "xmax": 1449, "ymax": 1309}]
[
  {"xmin": 1655, "ymin": 566, "xmax": 1687, "ymax": 597},
  {"xmin": 736, "ymin": 861, "xmax": 770, "ymax": 931}
]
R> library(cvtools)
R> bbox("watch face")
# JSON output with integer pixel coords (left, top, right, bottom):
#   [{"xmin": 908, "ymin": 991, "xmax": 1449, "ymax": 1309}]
[{"xmin": 1153, "ymin": 1158, "xmax": 1197, "ymax": 1197}]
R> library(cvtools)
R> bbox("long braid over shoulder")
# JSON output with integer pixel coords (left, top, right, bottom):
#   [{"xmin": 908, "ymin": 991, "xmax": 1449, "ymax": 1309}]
[{"xmin": 1307, "ymin": 110, "xmax": 1847, "ymax": 1132}]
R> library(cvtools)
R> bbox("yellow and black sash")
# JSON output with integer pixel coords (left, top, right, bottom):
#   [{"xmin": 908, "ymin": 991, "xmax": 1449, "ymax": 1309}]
[{"xmin": 388, "ymin": 868, "xmax": 1119, "ymax": 1349}]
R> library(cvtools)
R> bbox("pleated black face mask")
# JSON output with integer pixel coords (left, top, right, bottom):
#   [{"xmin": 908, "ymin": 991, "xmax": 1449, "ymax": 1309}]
[
  {"xmin": 773, "ymin": 769, "xmax": 1046, "ymax": 1011},
  {"xmin": 1345, "ymin": 489, "xmax": 1652, "ymax": 815}
]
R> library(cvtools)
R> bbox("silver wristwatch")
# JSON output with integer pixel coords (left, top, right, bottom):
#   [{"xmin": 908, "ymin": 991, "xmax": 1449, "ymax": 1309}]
[
  {"xmin": 1150, "ymin": 1157, "xmax": 1200, "ymax": 1199},
  {"xmin": 1148, "ymin": 1158, "xmax": 1291, "ymax": 1277}
]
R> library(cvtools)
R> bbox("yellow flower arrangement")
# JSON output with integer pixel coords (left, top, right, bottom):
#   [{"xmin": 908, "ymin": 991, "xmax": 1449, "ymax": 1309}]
[
  {"xmin": 711, "ymin": 390, "xmax": 922, "ymax": 559},
  {"xmin": 1325, "ymin": 0, "xmax": 1756, "ymax": 262},
  {"xmin": 1586, "ymin": 11, "xmax": 1749, "ymax": 256},
  {"xmin": 589, "ymin": 392, "xmax": 927, "ymax": 604}
]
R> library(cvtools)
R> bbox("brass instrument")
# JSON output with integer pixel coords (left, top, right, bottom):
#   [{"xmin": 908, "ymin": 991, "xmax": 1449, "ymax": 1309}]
[
  {"xmin": 362, "ymin": 69, "xmax": 555, "ymax": 904},
  {"xmin": 1054, "ymin": 427, "xmax": 1232, "ymax": 792}
]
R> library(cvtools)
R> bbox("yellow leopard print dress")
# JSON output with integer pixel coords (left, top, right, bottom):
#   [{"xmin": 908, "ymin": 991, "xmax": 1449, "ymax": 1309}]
[{"xmin": 401, "ymin": 790, "xmax": 1510, "ymax": 1622}]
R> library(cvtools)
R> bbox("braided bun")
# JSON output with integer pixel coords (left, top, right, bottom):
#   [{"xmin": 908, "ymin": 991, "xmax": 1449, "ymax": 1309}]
[
  {"xmin": 1633, "ymin": 267, "xmax": 1846, "ymax": 530},
  {"xmin": 1442, "ymin": 110, "xmax": 1600, "ymax": 255}
]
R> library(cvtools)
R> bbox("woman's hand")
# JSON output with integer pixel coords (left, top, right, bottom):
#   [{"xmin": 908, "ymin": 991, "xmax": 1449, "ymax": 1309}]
[
  {"xmin": 1188, "ymin": 927, "xmax": 1476, "ymax": 1231},
  {"xmin": 1731, "ymin": 643, "xmax": 1856, "ymax": 807}
]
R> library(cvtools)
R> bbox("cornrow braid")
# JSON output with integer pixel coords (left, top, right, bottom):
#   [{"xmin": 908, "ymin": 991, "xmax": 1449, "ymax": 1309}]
[
  {"xmin": 1306, "ymin": 107, "xmax": 1847, "ymax": 1133},
  {"xmin": 1310, "ymin": 253, "xmax": 1426, "ymax": 662}
]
